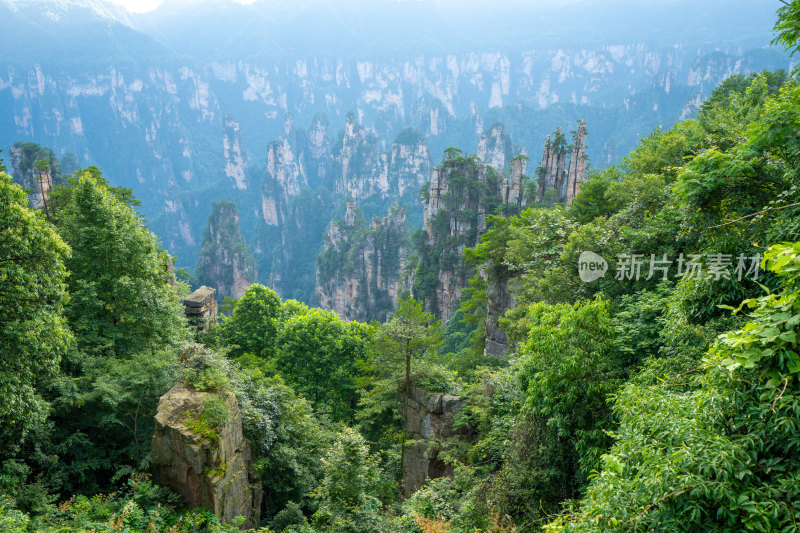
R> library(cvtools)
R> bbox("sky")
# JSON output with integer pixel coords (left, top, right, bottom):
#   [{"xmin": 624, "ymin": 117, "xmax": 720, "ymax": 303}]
[
  {"xmin": 108, "ymin": 0, "xmax": 257, "ymax": 13},
  {"xmin": 107, "ymin": 0, "xmax": 163, "ymax": 12},
  {"xmin": 105, "ymin": 0, "xmax": 578, "ymax": 14}
]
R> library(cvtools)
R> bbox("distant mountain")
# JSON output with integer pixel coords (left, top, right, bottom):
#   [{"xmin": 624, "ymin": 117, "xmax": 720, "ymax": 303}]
[
  {"xmin": 0, "ymin": 0, "xmax": 168, "ymax": 67},
  {"xmin": 0, "ymin": 0, "xmax": 792, "ymax": 303}
]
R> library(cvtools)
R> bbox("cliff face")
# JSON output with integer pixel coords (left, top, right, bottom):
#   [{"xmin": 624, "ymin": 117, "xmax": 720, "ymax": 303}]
[
  {"xmin": 415, "ymin": 153, "xmax": 527, "ymax": 322},
  {"xmin": 196, "ymin": 200, "xmax": 257, "ymax": 300},
  {"xmin": 399, "ymin": 384, "xmax": 466, "ymax": 496},
  {"xmin": 538, "ymin": 127, "xmax": 567, "ymax": 202},
  {"xmin": 389, "ymin": 127, "xmax": 433, "ymax": 199},
  {"xmin": 331, "ymin": 112, "xmax": 389, "ymax": 200},
  {"xmin": 316, "ymin": 201, "xmax": 410, "ymax": 322},
  {"xmin": 222, "ymin": 115, "xmax": 249, "ymax": 191},
  {"xmin": 306, "ymin": 113, "xmax": 332, "ymax": 188},
  {"xmin": 565, "ymin": 120, "xmax": 588, "ymax": 204},
  {"xmin": 151, "ymin": 383, "xmax": 262, "ymax": 529},
  {"xmin": 267, "ymin": 188, "xmax": 336, "ymax": 302},
  {"xmin": 476, "ymin": 123, "xmax": 513, "ymax": 171},
  {"xmin": 265, "ymin": 115, "xmax": 309, "ymax": 201},
  {"xmin": 483, "ymin": 271, "xmax": 515, "ymax": 357}
]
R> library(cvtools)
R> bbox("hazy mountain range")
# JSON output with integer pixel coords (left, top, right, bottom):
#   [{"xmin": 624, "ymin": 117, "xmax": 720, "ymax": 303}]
[{"xmin": 0, "ymin": 0, "xmax": 793, "ymax": 301}]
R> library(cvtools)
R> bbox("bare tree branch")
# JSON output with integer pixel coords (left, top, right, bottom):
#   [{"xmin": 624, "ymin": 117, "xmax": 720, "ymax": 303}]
[{"xmin": 708, "ymin": 202, "xmax": 800, "ymax": 229}]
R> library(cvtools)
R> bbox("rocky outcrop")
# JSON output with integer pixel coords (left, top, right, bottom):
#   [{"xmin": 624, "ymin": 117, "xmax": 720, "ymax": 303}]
[
  {"xmin": 476, "ymin": 122, "xmax": 513, "ymax": 171},
  {"xmin": 259, "ymin": 114, "xmax": 329, "ymax": 229},
  {"xmin": 565, "ymin": 120, "xmax": 588, "ymax": 204},
  {"xmin": 400, "ymin": 384, "xmax": 466, "ymax": 496},
  {"xmin": 222, "ymin": 115, "xmax": 249, "ymax": 190},
  {"xmin": 484, "ymin": 273, "xmax": 514, "ymax": 357},
  {"xmin": 537, "ymin": 127, "xmax": 567, "ymax": 202},
  {"xmin": 416, "ymin": 148, "xmax": 527, "ymax": 322},
  {"xmin": 266, "ymin": 188, "xmax": 335, "ymax": 302},
  {"xmin": 502, "ymin": 155, "xmax": 528, "ymax": 211},
  {"xmin": 183, "ymin": 286, "xmax": 218, "ymax": 333},
  {"xmin": 306, "ymin": 113, "xmax": 332, "ymax": 188},
  {"xmin": 389, "ymin": 127, "xmax": 432, "ymax": 199},
  {"xmin": 316, "ymin": 201, "xmax": 410, "ymax": 322},
  {"xmin": 537, "ymin": 122, "xmax": 588, "ymax": 203},
  {"xmin": 151, "ymin": 383, "xmax": 262, "ymax": 529},
  {"xmin": 195, "ymin": 200, "xmax": 257, "ymax": 300},
  {"xmin": 331, "ymin": 112, "xmax": 389, "ymax": 200},
  {"xmin": 9, "ymin": 142, "xmax": 60, "ymax": 210},
  {"xmin": 266, "ymin": 115, "xmax": 308, "ymax": 199}
]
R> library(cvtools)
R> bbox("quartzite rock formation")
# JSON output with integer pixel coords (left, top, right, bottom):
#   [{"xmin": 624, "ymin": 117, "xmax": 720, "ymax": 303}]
[
  {"xmin": 400, "ymin": 384, "xmax": 466, "ymax": 496},
  {"xmin": 565, "ymin": 120, "xmax": 588, "ymax": 204},
  {"xmin": 538, "ymin": 122, "xmax": 588, "ymax": 203},
  {"xmin": 183, "ymin": 286, "xmax": 218, "ymax": 333},
  {"xmin": 420, "ymin": 154, "xmax": 527, "ymax": 322},
  {"xmin": 9, "ymin": 142, "xmax": 56, "ymax": 210},
  {"xmin": 483, "ymin": 272, "xmax": 514, "ymax": 357},
  {"xmin": 195, "ymin": 200, "xmax": 257, "ymax": 300},
  {"xmin": 222, "ymin": 115, "xmax": 249, "ymax": 191},
  {"xmin": 316, "ymin": 201, "xmax": 410, "ymax": 322},
  {"xmin": 151, "ymin": 383, "xmax": 262, "ymax": 529}
]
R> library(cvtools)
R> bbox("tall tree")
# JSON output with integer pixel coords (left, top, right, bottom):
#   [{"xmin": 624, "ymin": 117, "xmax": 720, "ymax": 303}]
[
  {"xmin": 774, "ymin": 0, "xmax": 800, "ymax": 74},
  {"xmin": 216, "ymin": 283, "xmax": 282, "ymax": 359},
  {"xmin": 0, "ymin": 173, "xmax": 72, "ymax": 455},
  {"xmin": 60, "ymin": 173, "xmax": 185, "ymax": 359},
  {"xmin": 275, "ymin": 308, "xmax": 372, "ymax": 421},
  {"xmin": 313, "ymin": 427, "xmax": 383, "ymax": 533},
  {"xmin": 374, "ymin": 297, "xmax": 442, "ymax": 398}
]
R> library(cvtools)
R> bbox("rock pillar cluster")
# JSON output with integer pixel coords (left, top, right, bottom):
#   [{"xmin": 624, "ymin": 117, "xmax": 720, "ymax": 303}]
[
  {"xmin": 537, "ymin": 121, "xmax": 588, "ymax": 203},
  {"xmin": 195, "ymin": 200, "xmax": 257, "ymax": 300},
  {"xmin": 316, "ymin": 202, "xmax": 410, "ymax": 322},
  {"xmin": 538, "ymin": 126, "xmax": 567, "ymax": 201}
]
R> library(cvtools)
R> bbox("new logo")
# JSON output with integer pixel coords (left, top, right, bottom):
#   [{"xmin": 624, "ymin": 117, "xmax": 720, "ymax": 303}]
[{"xmin": 578, "ymin": 251, "xmax": 608, "ymax": 282}]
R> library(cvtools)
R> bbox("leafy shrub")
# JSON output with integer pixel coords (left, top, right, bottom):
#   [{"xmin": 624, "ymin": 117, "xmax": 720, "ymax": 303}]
[
  {"xmin": 181, "ymin": 396, "xmax": 230, "ymax": 443},
  {"xmin": 178, "ymin": 343, "xmax": 232, "ymax": 392},
  {"xmin": 270, "ymin": 501, "xmax": 308, "ymax": 532}
]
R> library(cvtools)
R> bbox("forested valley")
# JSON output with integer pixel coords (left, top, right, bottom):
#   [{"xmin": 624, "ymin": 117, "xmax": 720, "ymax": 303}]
[{"xmin": 3, "ymin": 2, "xmax": 800, "ymax": 533}]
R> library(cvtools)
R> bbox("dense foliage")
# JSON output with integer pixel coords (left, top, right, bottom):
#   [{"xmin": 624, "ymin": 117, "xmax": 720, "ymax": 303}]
[
  {"xmin": 0, "ymin": 172, "xmax": 71, "ymax": 455},
  {"xmin": 3, "ymin": 6, "xmax": 800, "ymax": 532}
]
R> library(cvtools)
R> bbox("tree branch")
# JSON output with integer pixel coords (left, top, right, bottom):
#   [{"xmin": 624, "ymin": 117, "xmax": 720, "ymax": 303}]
[
  {"xmin": 773, "ymin": 378, "xmax": 789, "ymax": 413},
  {"xmin": 708, "ymin": 202, "xmax": 800, "ymax": 229},
  {"xmin": 621, "ymin": 488, "xmax": 693, "ymax": 524}
]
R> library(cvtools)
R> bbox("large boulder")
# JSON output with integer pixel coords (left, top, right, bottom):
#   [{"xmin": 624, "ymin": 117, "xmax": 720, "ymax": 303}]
[{"xmin": 151, "ymin": 383, "xmax": 261, "ymax": 528}]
